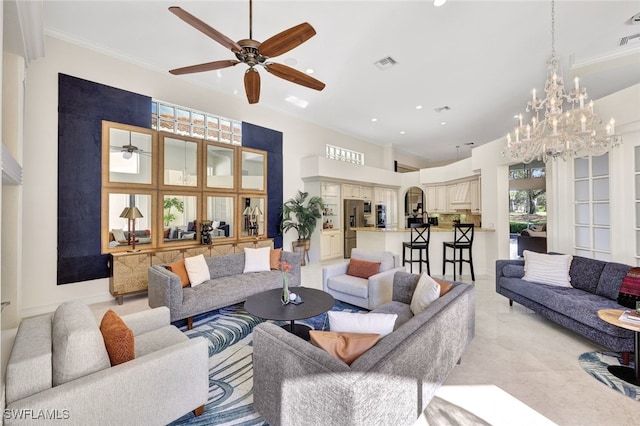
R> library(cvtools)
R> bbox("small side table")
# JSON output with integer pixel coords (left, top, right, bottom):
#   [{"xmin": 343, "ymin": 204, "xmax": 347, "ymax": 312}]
[{"xmin": 597, "ymin": 309, "xmax": 640, "ymax": 385}]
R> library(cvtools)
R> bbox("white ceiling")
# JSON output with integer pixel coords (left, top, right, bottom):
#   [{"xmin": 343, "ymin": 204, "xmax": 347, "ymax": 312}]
[{"xmin": 39, "ymin": 1, "xmax": 640, "ymax": 164}]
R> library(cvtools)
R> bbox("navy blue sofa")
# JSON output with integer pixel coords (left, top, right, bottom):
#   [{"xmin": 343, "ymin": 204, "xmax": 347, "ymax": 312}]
[{"xmin": 496, "ymin": 256, "xmax": 634, "ymax": 354}]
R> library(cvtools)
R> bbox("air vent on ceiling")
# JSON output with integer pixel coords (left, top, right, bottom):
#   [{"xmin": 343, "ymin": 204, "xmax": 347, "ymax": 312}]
[
  {"xmin": 374, "ymin": 56, "xmax": 397, "ymax": 70},
  {"xmin": 619, "ymin": 33, "xmax": 640, "ymax": 46}
]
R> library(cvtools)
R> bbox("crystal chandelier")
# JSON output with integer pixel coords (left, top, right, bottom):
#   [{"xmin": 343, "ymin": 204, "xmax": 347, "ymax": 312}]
[{"xmin": 503, "ymin": 0, "xmax": 621, "ymax": 164}]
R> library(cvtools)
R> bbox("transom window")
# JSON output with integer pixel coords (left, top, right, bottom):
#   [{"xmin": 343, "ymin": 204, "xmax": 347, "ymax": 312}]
[{"xmin": 326, "ymin": 144, "xmax": 365, "ymax": 165}]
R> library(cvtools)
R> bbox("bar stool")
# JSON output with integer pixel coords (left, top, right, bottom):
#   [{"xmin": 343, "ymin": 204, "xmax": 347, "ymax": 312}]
[
  {"xmin": 402, "ymin": 223, "xmax": 431, "ymax": 274},
  {"xmin": 442, "ymin": 223, "xmax": 475, "ymax": 281}
]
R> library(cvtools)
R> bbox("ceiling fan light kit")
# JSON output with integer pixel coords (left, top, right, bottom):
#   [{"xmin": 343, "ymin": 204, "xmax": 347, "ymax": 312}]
[{"xmin": 168, "ymin": 1, "xmax": 325, "ymax": 104}]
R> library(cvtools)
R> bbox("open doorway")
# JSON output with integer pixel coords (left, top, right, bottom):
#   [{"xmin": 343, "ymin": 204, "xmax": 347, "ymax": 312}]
[{"xmin": 509, "ymin": 162, "xmax": 546, "ymax": 258}]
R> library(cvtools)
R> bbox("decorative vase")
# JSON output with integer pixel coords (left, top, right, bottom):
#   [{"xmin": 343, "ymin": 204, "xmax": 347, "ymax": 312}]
[{"xmin": 281, "ymin": 275, "xmax": 290, "ymax": 305}]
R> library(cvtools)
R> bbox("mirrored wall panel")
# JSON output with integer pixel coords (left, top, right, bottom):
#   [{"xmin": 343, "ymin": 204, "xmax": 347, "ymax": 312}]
[
  {"xmin": 206, "ymin": 144, "xmax": 235, "ymax": 189},
  {"xmin": 105, "ymin": 192, "xmax": 153, "ymax": 251},
  {"xmin": 103, "ymin": 122, "xmax": 156, "ymax": 186},
  {"xmin": 240, "ymin": 197, "xmax": 265, "ymax": 237},
  {"xmin": 241, "ymin": 149, "xmax": 265, "ymax": 191},
  {"xmin": 204, "ymin": 196, "xmax": 235, "ymax": 241},
  {"xmin": 163, "ymin": 136, "xmax": 199, "ymax": 188},
  {"xmin": 162, "ymin": 194, "xmax": 199, "ymax": 243}
]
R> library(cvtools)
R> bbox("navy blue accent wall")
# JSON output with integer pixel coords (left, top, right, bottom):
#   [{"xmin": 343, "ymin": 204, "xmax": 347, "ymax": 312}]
[
  {"xmin": 57, "ymin": 74, "xmax": 151, "ymax": 284},
  {"xmin": 242, "ymin": 122, "xmax": 284, "ymax": 248}
]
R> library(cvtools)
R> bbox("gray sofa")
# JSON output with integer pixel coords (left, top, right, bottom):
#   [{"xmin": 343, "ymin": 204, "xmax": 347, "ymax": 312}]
[
  {"xmin": 253, "ymin": 271, "xmax": 475, "ymax": 426},
  {"xmin": 322, "ymin": 248, "xmax": 406, "ymax": 310},
  {"xmin": 148, "ymin": 251, "xmax": 301, "ymax": 324},
  {"xmin": 4, "ymin": 301, "xmax": 208, "ymax": 426},
  {"xmin": 496, "ymin": 256, "xmax": 634, "ymax": 354}
]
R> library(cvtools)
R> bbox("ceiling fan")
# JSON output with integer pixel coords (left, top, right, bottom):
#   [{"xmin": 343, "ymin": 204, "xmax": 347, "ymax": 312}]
[
  {"xmin": 110, "ymin": 143, "xmax": 150, "ymax": 159},
  {"xmin": 168, "ymin": 0, "xmax": 325, "ymax": 104}
]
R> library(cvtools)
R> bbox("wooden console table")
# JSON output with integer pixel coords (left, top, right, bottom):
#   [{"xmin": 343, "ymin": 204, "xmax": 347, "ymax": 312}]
[{"xmin": 109, "ymin": 239, "xmax": 273, "ymax": 304}]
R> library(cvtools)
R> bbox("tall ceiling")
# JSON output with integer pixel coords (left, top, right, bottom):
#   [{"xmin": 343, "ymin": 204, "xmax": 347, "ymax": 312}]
[{"xmin": 39, "ymin": 1, "xmax": 640, "ymax": 164}]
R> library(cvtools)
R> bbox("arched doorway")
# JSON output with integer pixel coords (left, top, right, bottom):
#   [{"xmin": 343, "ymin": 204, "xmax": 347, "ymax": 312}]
[{"xmin": 404, "ymin": 186, "xmax": 425, "ymax": 228}]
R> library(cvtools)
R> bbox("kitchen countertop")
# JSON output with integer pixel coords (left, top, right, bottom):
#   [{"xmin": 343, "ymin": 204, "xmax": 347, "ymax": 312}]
[{"xmin": 352, "ymin": 226, "xmax": 495, "ymax": 232}]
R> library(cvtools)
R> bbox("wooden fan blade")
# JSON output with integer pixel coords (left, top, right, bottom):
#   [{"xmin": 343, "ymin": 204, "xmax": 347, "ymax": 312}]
[
  {"xmin": 169, "ymin": 60, "xmax": 240, "ymax": 75},
  {"xmin": 264, "ymin": 63, "xmax": 325, "ymax": 91},
  {"xmin": 259, "ymin": 22, "xmax": 316, "ymax": 58},
  {"xmin": 244, "ymin": 68, "xmax": 261, "ymax": 104},
  {"xmin": 169, "ymin": 7, "xmax": 242, "ymax": 52}
]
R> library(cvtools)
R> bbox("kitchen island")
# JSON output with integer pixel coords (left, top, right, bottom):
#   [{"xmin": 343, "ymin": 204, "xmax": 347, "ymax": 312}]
[{"xmin": 354, "ymin": 226, "xmax": 495, "ymax": 279}]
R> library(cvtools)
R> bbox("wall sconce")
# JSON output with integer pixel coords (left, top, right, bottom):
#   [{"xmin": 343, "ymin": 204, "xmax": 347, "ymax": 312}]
[{"xmin": 120, "ymin": 206, "xmax": 144, "ymax": 252}]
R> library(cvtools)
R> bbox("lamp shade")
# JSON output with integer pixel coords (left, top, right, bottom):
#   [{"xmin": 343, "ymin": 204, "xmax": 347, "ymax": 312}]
[
  {"xmin": 243, "ymin": 206, "xmax": 253, "ymax": 215},
  {"xmin": 120, "ymin": 206, "xmax": 143, "ymax": 219},
  {"xmin": 253, "ymin": 206, "xmax": 263, "ymax": 216}
]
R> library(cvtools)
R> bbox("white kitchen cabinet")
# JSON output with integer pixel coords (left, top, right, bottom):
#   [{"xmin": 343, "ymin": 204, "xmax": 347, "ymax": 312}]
[
  {"xmin": 321, "ymin": 182, "xmax": 341, "ymax": 230},
  {"xmin": 321, "ymin": 230, "xmax": 343, "ymax": 260},
  {"xmin": 426, "ymin": 185, "xmax": 448, "ymax": 213},
  {"xmin": 361, "ymin": 186, "xmax": 373, "ymax": 200},
  {"xmin": 342, "ymin": 184, "xmax": 361, "ymax": 199},
  {"xmin": 470, "ymin": 179, "xmax": 481, "ymax": 213}
]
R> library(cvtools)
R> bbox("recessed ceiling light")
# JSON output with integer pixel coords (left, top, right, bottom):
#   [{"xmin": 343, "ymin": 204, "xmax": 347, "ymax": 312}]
[
  {"xmin": 434, "ymin": 0, "xmax": 447, "ymax": 7},
  {"xmin": 285, "ymin": 95, "xmax": 308, "ymax": 109},
  {"xmin": 440, "ymin": 121, "xmax": 447, "ymax": 126},
  {"xmin": 513, "ymin": 114, "xmax": 519, "ymax": 119},
  {"xmin": 400, "ymin": 131, "xmax": 406, "ymax": 135},
  {"xmin": 305, "ymin": 68, "xmax": 314, "ymax": 74},
  {"xmin": 416, "ymin": 105, "xmax": 423, "ymax": 110},
  {"xmin": 233, "ymin": 89, "xmax": 238, "ymax": 95},
  {"xmin": 371, "ymin": 118, "xmax": 378, "ymax": 122}
]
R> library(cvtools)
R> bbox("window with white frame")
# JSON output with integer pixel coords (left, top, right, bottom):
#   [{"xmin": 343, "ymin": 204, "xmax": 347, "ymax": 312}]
[
  {"xmin": 151, "ymin": 100, "xmax": 242, "ymax": 145},
  {"xmin": 326, "ymin": 144, "xmax": 365, "ymax": 165},
  {"xmin": 574, "ymin": 153, "xmax": 611, "ymax": 261}
]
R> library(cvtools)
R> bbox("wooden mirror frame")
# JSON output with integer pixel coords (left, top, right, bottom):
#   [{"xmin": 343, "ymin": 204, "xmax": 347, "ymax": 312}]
[
  {"xmin": 203, "ymin": 141, "xmax": 236, "ymax": 192},
  {"xmin": 102, "ymin": 121, "xmax": 157, "ymax": 189},
  {"xmin": 158, "ymin": 191, "xmax": 202, "ymax": 248},
  {"xmin": 101, "ymin": 189, "xmax": 157, "ymax": 254},
  {"xmin": 240, "ymin": 147, "xmax": 267, "ymax": 193},
  {"xmin": 158, "ymin": 132, "xmax": 203, "ymax": 191}
]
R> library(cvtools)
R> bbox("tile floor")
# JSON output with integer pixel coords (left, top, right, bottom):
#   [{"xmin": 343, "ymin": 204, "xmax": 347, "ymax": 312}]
[{"xmin": 90, "ymin": 259, "xmax": 640, "ymax": 425}]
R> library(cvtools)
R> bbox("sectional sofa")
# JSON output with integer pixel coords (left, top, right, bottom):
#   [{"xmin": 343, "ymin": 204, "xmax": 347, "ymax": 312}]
[{"xmin": 253, "ymin": 271, "xmax": 475, "ymax": 425}]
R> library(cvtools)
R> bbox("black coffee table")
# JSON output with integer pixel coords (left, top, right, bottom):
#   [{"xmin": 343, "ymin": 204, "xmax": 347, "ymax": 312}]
[{"xmin": 244, "ymin": 287, "xmax": 335, "ymax": 340}]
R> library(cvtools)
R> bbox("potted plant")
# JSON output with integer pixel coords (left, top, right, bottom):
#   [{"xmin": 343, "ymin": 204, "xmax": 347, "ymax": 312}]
[
  {"xmin": 280, "ymin": 190, "xmax": 324, "ymax": 265},
  {"xmin": 163, "ymin": 197, "xmax": 184, "ymax": 226}
]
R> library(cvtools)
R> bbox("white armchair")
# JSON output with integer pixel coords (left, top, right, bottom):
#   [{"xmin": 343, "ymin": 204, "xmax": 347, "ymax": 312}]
[{"xmin": 322, "ymin": 248, "xmax": 406, "ymax": 309}]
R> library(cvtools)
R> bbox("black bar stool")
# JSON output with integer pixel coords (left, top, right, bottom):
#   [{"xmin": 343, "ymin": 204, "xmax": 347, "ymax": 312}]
[
  {"xmin": 442, "ymin": 223, "xmax": 475, "ymax": 281},
  {"xmin": 402, "ymin": 223, "xmax": 431, "ymax": 274}
]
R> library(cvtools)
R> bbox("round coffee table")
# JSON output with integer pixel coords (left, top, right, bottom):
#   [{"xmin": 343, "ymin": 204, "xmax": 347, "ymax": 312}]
[
  {"xmin": 597, "ymin": 309, "xmax": 640, "ymax": 385},
  {"xmin": 244, "ymin": 287, "xmax": 335, "ymax": 340}
]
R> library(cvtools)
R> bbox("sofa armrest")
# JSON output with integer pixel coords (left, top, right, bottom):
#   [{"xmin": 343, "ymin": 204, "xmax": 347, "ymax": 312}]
[
  {"xmin": 147, "ymin": 265, "xmax": 183, "ymax": 320},
  {"xmin": 367, "ymin": 267, "xmax": 406, "ymax": 310},
  {"xmin": 495, "ymin": 259, "xmax": 525, "ymax": 293},
  {"xmin": 121, "ymin": 306, "xmax": 169, "ymax": 336},
  {"xmin": 5, "ymin": 337, "xmax": 209, "ymax": 426},
  {"xmin": 391, "ymin": 271, "xmax": 421, "ymax": 304},
  {"xmin": 322, "ymin": 261, "xmax": 349, "ymax": 292}
]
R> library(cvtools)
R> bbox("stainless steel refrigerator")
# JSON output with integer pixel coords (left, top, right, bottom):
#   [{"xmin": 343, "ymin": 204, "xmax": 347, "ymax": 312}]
[{"xmin": 344, "ymin": 199, "xmax": 365, "ymax": 258}]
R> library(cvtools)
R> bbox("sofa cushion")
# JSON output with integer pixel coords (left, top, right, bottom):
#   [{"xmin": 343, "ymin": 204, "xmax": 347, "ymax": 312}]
[
  {"xmin": 166, "ymin": 258, "xmax": 190, "ymax": 287},
  {"xmin": 52, "ymin": 301, "xmax": 111, "ymax": 386},
  {"xmin": 351, "ymin": 248, "xmax": 395, "ymax": 272},
  {"xmin": 244, "ymin": 246, "xmax": 271, "ymax": 273},
  {"xmin": 410, "ymin": 273, "xmax": 441, "ymax": 315},
  {"xmin": 185, "ymin": 254, "xmax": 211, "ymax": 286},
  {"xmin": 617, "ymin": 267, "xmax": 640, "ymax": 309},
  {"xmin": 328, "ymin": 311, "xmax": 397, "ymax": 337},
  {"xmin": 347, "ymin": 258, "xmax": 381, "ymax": 279},
  {"xmin": 371, "ymin": 301, "xmax": 413, "ymax": 330},
  {"xmin": 569, "ymin": 256, "xmax": 606, "ymax": 293},
  {"xmin": 596, "ymin": 262, "xmax": 632, "ymax": 300},
  {"xmin": 523, "ymin": 251, "xmax": 572, "ymax": 287},
  {"xmin": 309, "ymin": 331, "xmax": 381, "ymax": 365},
  {"xmin": 206, "ymin": 253, "xmax": 247, "ymax": 279},
  {"xmin": 270, "ymin": 248, "xmax": 282, "ymax": 270},
  {"xmin": 327, "ymin": 274, "xmax": 369, "ymax": 299},
  {"xmin": 100, "ymin": 310, "xmax": 135, "ymax": 366}
]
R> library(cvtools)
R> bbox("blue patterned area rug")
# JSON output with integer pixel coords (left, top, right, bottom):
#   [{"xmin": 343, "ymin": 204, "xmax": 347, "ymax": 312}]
[
  {"xmin": 578, "ymin": 351, "xmax": 640, "ymax": 401},
  {"xmin": 170, "ymin": 300, "xmax": 364, "ymax": 425}
]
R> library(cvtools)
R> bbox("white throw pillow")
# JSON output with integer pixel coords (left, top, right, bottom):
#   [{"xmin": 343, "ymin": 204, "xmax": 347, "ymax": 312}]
[
  {"xmin": 111, "ymin": 228, "xmax": 127, "ymax": 242},
  {"xmin": 184, "ymin": 254, "xmax": 211, "ymax": 286},
  {"xmin": 410, "ymin": 273, "xmax": 441, "ymax": 315},
  {"xmin": 522, "ymin": 250, "xmax": 572, "ymax": 287},
  {"xmin": 328, "ymin": 311, "xmax": 397, "ymax": 337},
  {"xmin": 243, "ymin": 246, "xmax": 272, "ymax": 273}
]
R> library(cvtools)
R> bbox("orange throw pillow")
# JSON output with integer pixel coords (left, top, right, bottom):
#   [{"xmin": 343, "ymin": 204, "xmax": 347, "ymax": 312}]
[
  {"xmin": 270, "ymin": 248, "xmax": 283, "ymax": 270},
  {"xmin": 166, "ymin": 259, "xmax": 190, "ymax": 287},
  {"xmin": 346, "ymin": 258, "xmax": 381, "ymax": 279},
  {"xmin": 310, "ymin": 331, "xmax": 381, "ymax": 365},
  {"xmin": 100, "ymin": 310, "xmax": 134, "ymax": 366},
  {"xmin": 434, "ymin": 278, "xmax": 453, "ymax": 297}
]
